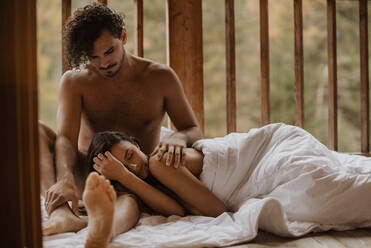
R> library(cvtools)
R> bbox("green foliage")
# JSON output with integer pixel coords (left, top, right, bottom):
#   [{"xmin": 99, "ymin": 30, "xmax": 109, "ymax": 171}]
[{"xmin": 38, "ymin": 0, "xmax": 370, "ymax": 152}]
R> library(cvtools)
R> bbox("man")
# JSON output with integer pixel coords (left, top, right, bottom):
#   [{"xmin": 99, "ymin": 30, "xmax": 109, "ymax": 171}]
[{"xmin": 40, "ymin": 2, "xmax": 202, "ymax": 235}]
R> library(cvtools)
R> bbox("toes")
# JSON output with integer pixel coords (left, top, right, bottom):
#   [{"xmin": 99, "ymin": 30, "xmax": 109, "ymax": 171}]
[
  {"xmin": 108, "ymin": 185, "xmax": 116, "ymax": 202},
  {"xmin": 86, "ymin": 172, "xmax": 100, "ymax": 190},
  {"xmin": 102, "ymin": 179, "xmax": 116, "ymax": 202}
]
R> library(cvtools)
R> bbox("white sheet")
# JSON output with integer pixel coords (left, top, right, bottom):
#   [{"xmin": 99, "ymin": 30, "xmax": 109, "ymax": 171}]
[{"xmin": 43, "ymin": 123, "xmax": 371, "ymax": 247}]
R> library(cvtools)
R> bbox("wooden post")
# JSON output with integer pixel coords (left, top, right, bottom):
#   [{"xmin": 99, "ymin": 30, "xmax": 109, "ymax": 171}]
[
  {"xmin": 134, "ymin": 0, "xmax": 144, "ymax": 57},
  {"xmin": 294, "ymin": 0, "xmax": 304, "ymax": 128},
  {"xmin": 62, "ymin": 0, "xmax": 72, "ymax": 73},
  {"xmin": 0, "ymin": 0, "xmax": 41, "ymax": 247},
  {"xmin": 359, "ymin": 0, "xmax": 369, "ymax": 153},
  {"xmin": 225, "ymin": 0, "xmax": 237, "ymax": 133},
  {"xmin": 166, "ymin": 0, "xmax": 204, "ymax": 132},
  {"xmin": 327, "ymin": 0, "xmax": 338, "ymax": 151},
  {"xmin": 260, "ymin": 0, "xmax": 270, "ymax": 126}
]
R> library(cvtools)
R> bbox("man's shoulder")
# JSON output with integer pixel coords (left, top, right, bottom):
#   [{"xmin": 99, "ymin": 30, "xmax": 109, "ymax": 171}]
[
  {"xmin": 60, "ymin": 67, "xmax": 96, "ymax": 88},
  {"xmin": 131, "ymin": 55, "xmax": 173, "ymax": 79},
  {"xmin": 138, "ymin": 59, "xmax": 178, "ymax": 86},
  {"xmin": 145, "ymin": 62, "xmax": 174, "ymax": 78}
]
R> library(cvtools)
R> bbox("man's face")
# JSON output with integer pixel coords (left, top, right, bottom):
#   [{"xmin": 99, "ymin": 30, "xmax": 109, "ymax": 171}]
[{"xmin": 89, "ymin": 29, "xmax": 126, "ymax": 78}]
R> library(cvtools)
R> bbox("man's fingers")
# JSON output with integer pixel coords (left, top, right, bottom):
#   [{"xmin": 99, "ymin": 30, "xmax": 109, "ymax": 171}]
[
  {"xmin": 97, "ymin": 153, "xmax": 105, "ymax": 160},
  {"xmin": 45, "ymin": 190, "xmax": 50, "ymax": 206},
  {"xmin": 174, "ymin": 146, "xmax": 182, "ymax": 168},
  {"xmin": 46, "ymin": 204, "xmax": 52, "ymax": 216},
  {"xmin": 166, "ymin": 146, "xmax": 175, "ymax": 166},
  {"xmin": 182, "ymin": 151, "xmax": 187, "ymax": 166},
  {"xmin": 156, "ymin": 144, "xmax": 168, "ymax": 161},
  {"xmin": 151, "ymin": 145, "xmax": 160, "ymax": 156},
  {"xmin": 48, "ymin": 195, "xmax": 64, "ymax": 216}
]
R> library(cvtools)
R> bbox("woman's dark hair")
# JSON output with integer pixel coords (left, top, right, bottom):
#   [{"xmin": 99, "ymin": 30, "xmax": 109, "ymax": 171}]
[
  {"xmin": 87, "ymin": 131, "xmax": 140, "ymax": 172},
  {"xmin": 63, "ymin": 2, "xmax": 125, "ymax": 68}
]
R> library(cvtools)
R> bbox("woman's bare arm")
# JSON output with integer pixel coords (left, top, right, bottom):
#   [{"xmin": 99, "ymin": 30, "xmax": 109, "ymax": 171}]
[
  {"xmin": 149, "ymin": 150, "xmax": 227, "ymax": 217},
  {"xmin": 93, "ymin": 151, "xmax": 185, "ymax": 217},
  {"xmin": 117, "ymin": 170, "xmax": 185, "ymax": 217}
]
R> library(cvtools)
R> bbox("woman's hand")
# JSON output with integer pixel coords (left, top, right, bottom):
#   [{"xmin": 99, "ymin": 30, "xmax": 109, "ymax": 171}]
[{"xmin": 93, "ymin": 151, "xmax": 130, "ymax": 181}]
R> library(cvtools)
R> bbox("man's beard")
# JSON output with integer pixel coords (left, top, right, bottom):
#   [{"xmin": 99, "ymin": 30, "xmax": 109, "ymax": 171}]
[{"xmin": 102, "ymin": 51, "xmax": 125, "ymax": 78}]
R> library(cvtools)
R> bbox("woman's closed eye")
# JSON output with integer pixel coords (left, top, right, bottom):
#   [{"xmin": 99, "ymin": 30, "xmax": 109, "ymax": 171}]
[{"xmin": 125, "ymin": 149, "xmax": 133, "ymax": 161}]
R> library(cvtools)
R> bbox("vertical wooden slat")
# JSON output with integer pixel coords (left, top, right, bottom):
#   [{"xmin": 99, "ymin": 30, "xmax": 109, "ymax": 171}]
[
  {"xmin": 98, "ymin": 0, "xmax": 107, "ymax": 5},
  {"xmin": 294, "ymin": 0, "xmax": 304, "ymax": 128},
  {"xmin": 260, "ymin": 0, "xmax": 270, "ymax": 126},
  {"xmin": 359, "ymin": 0, "xmax": 369, "ymax": 153},
  {"xmin": 225, "ymin": 0, "xmax": 236, "ymax": 133},
  {"xmin": 134, "ymin": 0, "xmax": 144, "ymax": 57},
  {"xmin": 327, "ymin": 0, "xmax": 338, "ymax": 151},
  {"xmin": 1, "ymin": 0, "xmax": 41, "ymax": 247},
  {"xmin": 166, "ymin": 0, "xmax": 204, "ymax": 132},
  {"xmin": 62, "ymin": 0, "xmax": 71, "ymax": 73}
]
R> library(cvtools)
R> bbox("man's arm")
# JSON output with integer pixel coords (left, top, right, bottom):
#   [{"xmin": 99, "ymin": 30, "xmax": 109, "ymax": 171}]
[
  {"xmin": 44, "ymin": 71, "xmax": 82, "ymax": 216},
  {"xmin": 152, "ymin": 66, "xmax": 203, "ymax": 167}
]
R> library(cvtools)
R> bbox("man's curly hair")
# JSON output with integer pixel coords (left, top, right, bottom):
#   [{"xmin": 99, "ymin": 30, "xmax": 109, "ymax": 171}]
[{"xmin": 63, "ymin": 3, "xmax": 125, "ymax": 68}]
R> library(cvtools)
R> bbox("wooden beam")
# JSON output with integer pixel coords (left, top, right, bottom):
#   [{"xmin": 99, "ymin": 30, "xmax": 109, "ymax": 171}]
[
  {"xmin": 327, "ymin": 0, "xmax": 338, "ymax": 151},
  {"xmin": 225, "ymin": 0, "xmax": 237, "ymax": 133},
  {"xmin": 359, "ymin": 0, "xmax": 369, "ymax": 153},
  {"xmin": 260, "ymin": 0, "xmax": 270, "ymax": 126},
  {"xmin": 0, "ymin": 0, "xmax": 41, "ymax": 247},
  {"xmin": 62, "ymin": 0, "xmax": 71, "ymax": 73},
  {"xmin": 294, "ymin": 0, "xmax": 304, "ymax": 128},
  {"xmin": 134, "ymin": 0, "xmax": 144, "ymax": 57},
  {"xmin": 166, "ymin": 0, "xmax": 204, "ymax": 132}
]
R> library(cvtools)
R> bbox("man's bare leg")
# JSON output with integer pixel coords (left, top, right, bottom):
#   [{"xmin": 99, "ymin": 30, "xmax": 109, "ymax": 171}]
[
  {"xmin": 39, "ymin": 121, "xmax": 87, "ymax": 235},
  {"xmin": 83, "ymin": 172, "xmax": 139, "ymax": 248}
]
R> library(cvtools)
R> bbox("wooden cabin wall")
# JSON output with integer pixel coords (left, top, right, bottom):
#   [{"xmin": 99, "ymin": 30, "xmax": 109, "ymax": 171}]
[{"xmin": 0, "ymin": 0, "xmax": 42, "ymax": 247}]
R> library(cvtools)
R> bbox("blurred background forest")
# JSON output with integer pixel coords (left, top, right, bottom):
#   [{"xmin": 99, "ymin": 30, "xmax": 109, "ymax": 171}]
[{"xmin": 38, "ymin": 0, "xmax": 371, "ymax": 152}]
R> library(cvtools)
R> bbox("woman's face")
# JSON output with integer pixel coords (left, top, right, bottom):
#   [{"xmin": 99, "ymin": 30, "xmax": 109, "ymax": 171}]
[{"xmin": 110, "ymin": 140, "xmax": 149, "ymax": 179}]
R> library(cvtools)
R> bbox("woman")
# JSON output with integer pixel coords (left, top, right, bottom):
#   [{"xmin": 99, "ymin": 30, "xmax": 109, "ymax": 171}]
[
  {"xmin": 84, "ymin": 123, "xmax": 371, "ymax": 248},
  {"xmin": 86, "ymin": 131, "xmax": 227, "ymax": 216},
  {"xmin": 82, "ymin": 130, "xmax": 227, "ymax": 248}
]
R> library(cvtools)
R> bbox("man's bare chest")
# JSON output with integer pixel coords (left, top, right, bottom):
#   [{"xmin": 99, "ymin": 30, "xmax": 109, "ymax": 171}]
[{"xmin": 82, "ymin": 84, "xmax": 164, "ymax": 131}]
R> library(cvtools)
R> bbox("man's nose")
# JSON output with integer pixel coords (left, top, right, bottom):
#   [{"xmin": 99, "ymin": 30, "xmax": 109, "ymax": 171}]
[{"xmin": 100, "ymin": 59, "xmax": 111, "ymax": 70}]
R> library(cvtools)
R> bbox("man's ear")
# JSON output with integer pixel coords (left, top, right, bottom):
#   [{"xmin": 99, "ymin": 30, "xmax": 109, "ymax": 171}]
[{"xmin": 121, "ymin": 27, "xmax": 127, "ymax": 45}]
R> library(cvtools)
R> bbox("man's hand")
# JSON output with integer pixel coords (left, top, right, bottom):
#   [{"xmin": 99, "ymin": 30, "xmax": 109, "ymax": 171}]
[
  {"xmin": 151, "ymin": 135, "xmax": 187, "ymax": 168},
  {"xmin": 93, "ymin": 151, "xmax": 130, "ymax": 181},
  {"xmin": 45, "ymin": 177, "xmax": 79, "ymax": 217}
]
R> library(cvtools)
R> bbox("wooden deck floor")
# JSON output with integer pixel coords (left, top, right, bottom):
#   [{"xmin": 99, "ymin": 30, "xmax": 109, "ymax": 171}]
[{"xmin": 227, "ymin": 228, "xmax": 371, "ymax": 248}]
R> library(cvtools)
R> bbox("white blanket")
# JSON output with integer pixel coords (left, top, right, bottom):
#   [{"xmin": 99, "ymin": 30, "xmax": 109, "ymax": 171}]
[{"xmin": 43, "ymin": 123, "xmax": 371, "ymax": 247}]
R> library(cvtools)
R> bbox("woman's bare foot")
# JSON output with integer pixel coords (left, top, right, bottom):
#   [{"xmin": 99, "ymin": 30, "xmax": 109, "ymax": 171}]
[
  {"xmin": 43, "ymin": 203, "xmax": 87, "ymax": 236},
  {"xmin": 83, "ymin": 172, "xmax": 116, "ymax": 248}
]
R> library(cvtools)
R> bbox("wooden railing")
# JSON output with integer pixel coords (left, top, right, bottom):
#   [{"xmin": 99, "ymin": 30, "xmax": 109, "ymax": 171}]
[
  {"xmin": 226, "ymin": 0, "xmax": 369, "ymax": 156},
  {"xmin": 61, "ymin": 0, "xmax": 370, "ymax": 155}
]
